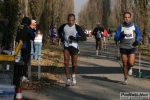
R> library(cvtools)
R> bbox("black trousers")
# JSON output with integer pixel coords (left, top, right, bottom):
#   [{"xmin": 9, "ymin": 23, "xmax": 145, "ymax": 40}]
[
  {"xmin": 21, "ymin": 49, "xmax": 30, "ymax": 77},
  {"xmin": 13, "ymin": 49, "xmax": 30, "ymax": 87}
]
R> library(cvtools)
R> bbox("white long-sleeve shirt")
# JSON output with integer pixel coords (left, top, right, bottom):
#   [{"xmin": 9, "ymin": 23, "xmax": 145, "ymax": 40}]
[{"xmin": 34, "ymin": 33, "xmax": 43, "ymax": 43}]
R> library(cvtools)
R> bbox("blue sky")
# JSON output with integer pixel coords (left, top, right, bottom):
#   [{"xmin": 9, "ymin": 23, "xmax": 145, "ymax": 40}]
[{"xmin": 74, "ymin": 0, "xmax": 88, "ymax": 19}]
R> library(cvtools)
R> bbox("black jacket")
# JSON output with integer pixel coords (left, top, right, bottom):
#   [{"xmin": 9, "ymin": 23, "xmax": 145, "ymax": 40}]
[
  {"xmin": 15, "ymin": 17, "xmax": 33, "ymax": 51},
  {"xmin": 93, "ymin": 27, "xmax": 104, "ymax": 39},
  {"xmin": 0, "ymin": 21, "xmax": 6, "ymax": 45}
]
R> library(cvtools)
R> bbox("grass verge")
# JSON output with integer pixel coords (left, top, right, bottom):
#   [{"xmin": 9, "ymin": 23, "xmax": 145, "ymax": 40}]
[{"xmin": 21, "ymin": 43, "xmax": 64, "ymax": 91}]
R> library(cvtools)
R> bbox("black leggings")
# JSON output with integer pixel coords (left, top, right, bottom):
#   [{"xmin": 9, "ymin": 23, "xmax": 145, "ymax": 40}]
[
  {"xmin": 13, "ymin": 49, "xmax": 30, "ymax": 86},
  {"xmin": 21, "ymin": 49, "xmax": 30, "ymax": 77}
]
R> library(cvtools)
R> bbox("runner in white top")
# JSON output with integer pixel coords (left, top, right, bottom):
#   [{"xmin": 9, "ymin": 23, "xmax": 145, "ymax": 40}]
[{"xmin": 58, "ymin": 14, "xmax": 86, "ymax": 86}]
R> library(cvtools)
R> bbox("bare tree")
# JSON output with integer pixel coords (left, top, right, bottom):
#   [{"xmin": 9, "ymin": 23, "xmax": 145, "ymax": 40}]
[{"xmin": 78, "ymin": 0, "xmax": 111, "ymax": 30}]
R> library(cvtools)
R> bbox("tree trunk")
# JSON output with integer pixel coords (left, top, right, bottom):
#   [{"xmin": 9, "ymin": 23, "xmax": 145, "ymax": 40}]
[
  {"xmin": 140, "ymin": 0, "xmax": 149, "ymax": 45},
  {"xmin": 24, "ymin": 0, "xmax": 28, "ymax": 16}
]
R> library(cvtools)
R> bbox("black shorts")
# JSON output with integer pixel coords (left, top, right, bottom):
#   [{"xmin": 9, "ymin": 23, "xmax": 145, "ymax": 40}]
[
  {"xmin": 120, "ymin": 48, "xmax": 136, "ymax": 55},
  {"xmin": 96, "ymin": 38, "xmax": 102, "ymax": 42},
  {"xmin": 64, "ymin": 46, "xmax": 79, "ymax": 55}
]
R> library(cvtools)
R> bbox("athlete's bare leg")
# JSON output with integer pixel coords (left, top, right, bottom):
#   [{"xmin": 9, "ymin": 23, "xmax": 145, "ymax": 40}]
[
  {"xmin": 121, "ymin": 54, "xmax": 128, "ymax": 79},
  {"xmin": 71, "ymin": 54, "xmax": 78, "ymax": 74},
  {"xmin": 64, "ymin": 50, "xmax": 71, "ymax": 79},
  {"xmin": 96, "ymin": 40, "xmax": 99, "ymax": 50},
  {"xmin": 99, "ymin": 38, "xmax": 103, "ymax": 50},
  {"xmin": 127, "ymin": 54, "xmax": 135, "ymax": 67}
]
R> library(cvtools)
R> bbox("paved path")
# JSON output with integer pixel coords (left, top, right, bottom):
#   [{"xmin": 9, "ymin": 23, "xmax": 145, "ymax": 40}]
[
  {"xmin": 1, "ymin": 37, "xmax": 150, "ymax": 100},
  {"xmin": 24, "ymin": 37, "xmax": 150, "ymax": 100}
]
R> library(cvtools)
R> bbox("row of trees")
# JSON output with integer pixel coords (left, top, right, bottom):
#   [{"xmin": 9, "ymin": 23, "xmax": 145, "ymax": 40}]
[
  {"xmin": 111, "ymin": 0, "xmax": 150, "ymax": 44},
  {"xmin": 78, "ymin": 0, "xmax": 150, "ymax": 45},
  {"xmin": 0, "ymin": 0, "xmax": 74, "ymax": 49},
  {"xmin": 1, "ymin": 0, "xmax": 150, "ymax": 46},
  {"xmin": 78, "ymin": 0, "xmax": 110, "ymax": 30}
]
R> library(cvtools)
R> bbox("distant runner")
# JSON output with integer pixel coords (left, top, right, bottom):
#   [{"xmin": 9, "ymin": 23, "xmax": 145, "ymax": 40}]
[{"xmin": 92, "ymin": 22, "xmax": 104, "ymax": 55}]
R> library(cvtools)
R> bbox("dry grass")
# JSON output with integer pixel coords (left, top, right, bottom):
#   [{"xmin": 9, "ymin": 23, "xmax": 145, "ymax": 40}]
[
  {"xmin": 21, "ymin": 43, "xmax": 64, "ymax": 90},
  {"xmin": 137, "ymin": 44, "xmax": 150, "ymax": 59}
]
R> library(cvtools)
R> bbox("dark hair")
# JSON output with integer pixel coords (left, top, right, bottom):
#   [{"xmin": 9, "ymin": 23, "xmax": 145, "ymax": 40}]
[
  {"xmin": 36, "ymin": 25, "xmax": 43, "ymax": 35},
  {"xmin": 22, "ymin": 16, "xmax": 31, "ymax": 25},
  {"xmin": 123, "ymin": 12, "xmax": 131, "ymax": 17},
  {"xmin": 67, "ymin": 14, "xmax": 75, "ymax": 20}
]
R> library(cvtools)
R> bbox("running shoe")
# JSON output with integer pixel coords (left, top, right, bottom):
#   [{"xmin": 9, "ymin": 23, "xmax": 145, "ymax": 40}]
[
  {"xmin": 123, "ymin": 78, "xmax": 128, "ymax": 85},
  {"xmin": 65, "ymin": 79, "xmax": 71, "ymax": 86},
  {"xmin": 99, "ymin": 50, "xmax": 101, "ymax": 55},
  {"xmin": 22, "ymin": 76, "xmax": 29, "ymax": 82},
  {"xmin": 128, "ymin": 67, "xmax": 132, "ymax": 75},
  {"xmin": 72, "ymin": 74, "xmax": 76, "ymax": 85},
  {"xmin": 78, "ymin": 50, "xmax": 80, "ymax": 54},
  {"xmin": 96, "ymin": 50, "xmax": 98, "ymax": 55}
]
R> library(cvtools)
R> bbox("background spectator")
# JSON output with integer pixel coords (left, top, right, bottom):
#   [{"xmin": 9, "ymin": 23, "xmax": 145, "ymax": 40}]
[
  {"xmin": 30, "ymin": 19, "xmax": 36, "ymax": 59},
  {"xmin": 34, "ymin": 25, "xmax": 43, "ymax": 60},
  {"xmin": 50, "ymin": 25, "xmax": 57, "ymax": 44},
  {"xmin": 15, "ymin": 17, "xmax": 35, "ymax": 82},
  {"xmin": 0, "ymin": 19, "xmax": 9, "ymax": 53}
]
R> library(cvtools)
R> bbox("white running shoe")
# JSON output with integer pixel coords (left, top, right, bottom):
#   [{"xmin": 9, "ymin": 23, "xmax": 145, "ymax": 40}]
[
  {"xmin": 96, "ymin": 50, "xmax": 98, "ymax": 55},
  {"xmin": 78, "ymin": 50, "xmax": 80, "ymax": 54},
  {"xmin": 123, "ymin": 78, "xmax": 128, "ymax": 85},
  {"xmin": 22, "ymin": 76, "xmax": 29, "ymax": 82},
  {"xmin": 72, "ymin": 74, "xmax": 76, "ymax": 85},
  {"xmin": 128, "ymin": 67, "xmax": 132, "ymax": 75},
  {"xmin": 65, "ymin": 79, "xmax": 71, "ymax": 86},
  {"xmin": 99, "ymin": 50, "xmax": 101, "ymax": 55}
]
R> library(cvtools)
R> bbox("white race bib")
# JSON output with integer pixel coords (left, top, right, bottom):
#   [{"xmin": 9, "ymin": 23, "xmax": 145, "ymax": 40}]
[
  {"xmin": 64, "ymin": 40, "xmax": 78, "ymax": 48},
  {"xmin": 124, "ymin": 30, "xmax": 134, "ymax": 39},
  {"xmin": 96, "ymin": 31, "xmax": 101, "ymax": 38},
  {"xmin": 68, "ymin": 40, "xmax": 73, "ymax": 45}
]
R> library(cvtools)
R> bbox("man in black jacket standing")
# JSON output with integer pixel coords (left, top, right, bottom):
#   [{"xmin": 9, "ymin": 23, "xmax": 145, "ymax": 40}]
[
  {"xmin": 58, "ymin": 14, "xmax": 86, "ymax": 86},
  {"xmin": 15, "ymin": 17, "xmax": 35, "ymax": 84}
]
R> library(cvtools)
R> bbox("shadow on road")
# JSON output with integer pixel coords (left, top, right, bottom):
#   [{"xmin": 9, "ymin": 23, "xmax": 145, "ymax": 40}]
[{"xmin": 81, "ymin": 75, "xmax": 120, "ymax": 84}]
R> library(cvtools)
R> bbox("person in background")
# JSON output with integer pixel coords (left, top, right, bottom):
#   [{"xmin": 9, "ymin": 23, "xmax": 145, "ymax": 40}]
[
  {"xmin": 30, "ymin": 20, "xmax": 36, "ymax": 59},
  {"xmin": 48, "ymin": 28, "xmax": 51, "ymax": 43},
  {"xmin": 34, "ymin": 25, "xmax": 43, "ymax": 60},
  {"xmin": 92, "ymin": 22, "xmax": 104, "ymax": 55},
  {"xmin": 0, "ymin": 19, "xmax": 9, "ymax": 53},
  {"xmin": 50, "ymin": 26, "xmax": 57, "ymax": 44},
  {"xmin": 15, "ymin": 17, "xmax": 35, "ymax": 82}
]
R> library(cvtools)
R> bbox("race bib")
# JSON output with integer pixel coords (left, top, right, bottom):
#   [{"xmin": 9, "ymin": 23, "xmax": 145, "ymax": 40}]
[
  {"xmin": 124, "ymin": 30, "xmax": 134, "ymax": 39},
  {"xmin": 68, "ymin": 40, "xmax": 78, "ymax": 48},
  {"xmin": 96, "ymin": 31, "xmax": 101, "ymax": 38}
]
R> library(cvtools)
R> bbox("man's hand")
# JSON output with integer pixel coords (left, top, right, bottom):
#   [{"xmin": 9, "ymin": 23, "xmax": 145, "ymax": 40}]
[
  {"xmin": 120, "ymin": 32, "xmax": 126, "ymax": 38},
  {"xmin": 132, "ymin": 40, "xmax": 139, "ymax": 46},
  {"xmin": 69, "ymin": 36, "xmax": 76, "ymax": 40}
]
